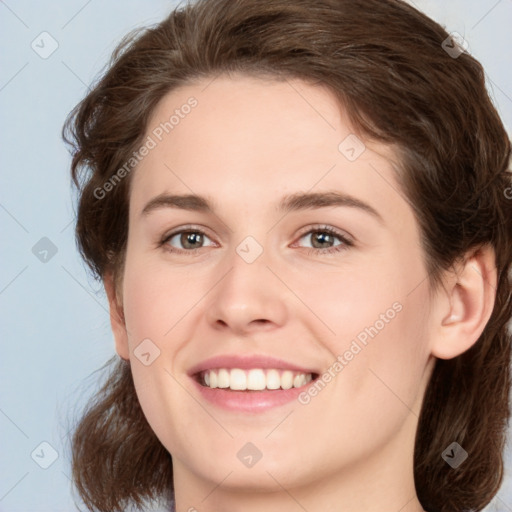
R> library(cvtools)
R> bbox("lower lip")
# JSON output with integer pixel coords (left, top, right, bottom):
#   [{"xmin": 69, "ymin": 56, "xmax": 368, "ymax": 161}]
[{"xmin": 191, "ymin": 378, "xmax": 314, "ymax": 413}]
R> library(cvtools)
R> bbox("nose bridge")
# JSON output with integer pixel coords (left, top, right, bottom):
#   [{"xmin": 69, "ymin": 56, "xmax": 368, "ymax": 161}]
[{"xmin": 205, "ymin": 233, "xmax": 288, "ymax": 331}]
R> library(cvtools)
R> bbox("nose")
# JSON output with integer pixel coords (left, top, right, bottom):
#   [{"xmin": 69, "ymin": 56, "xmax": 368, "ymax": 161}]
[{"xmin": 205, "ymin": 246, "xmax": 289, "ymax": 336}]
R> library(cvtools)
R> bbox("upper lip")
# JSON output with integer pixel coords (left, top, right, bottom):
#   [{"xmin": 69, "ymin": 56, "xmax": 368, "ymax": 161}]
[{"xmin": 188, "ymin": 354, "xmax": 319, "ymax": 376}]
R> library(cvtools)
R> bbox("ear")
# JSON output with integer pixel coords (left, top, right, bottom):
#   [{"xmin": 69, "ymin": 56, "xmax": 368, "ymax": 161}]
[
  {"xmin": 431, "ymin": 245, "xmax": 497, "ymax": 360},
  {"xmin": 104, "ymin": 272, "xmax": 130, "ymax": 360}
]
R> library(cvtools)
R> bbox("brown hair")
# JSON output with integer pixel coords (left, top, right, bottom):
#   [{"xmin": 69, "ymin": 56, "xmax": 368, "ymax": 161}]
[{"xmin": 63, "ymin": 0, "xmax": 512, "ymax": 510}]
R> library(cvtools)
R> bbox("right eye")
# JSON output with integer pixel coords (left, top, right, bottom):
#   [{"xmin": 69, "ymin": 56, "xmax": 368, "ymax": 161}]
[{"xmin": 161, "ymin": 228, "xmax": 216, "ymax": 253}]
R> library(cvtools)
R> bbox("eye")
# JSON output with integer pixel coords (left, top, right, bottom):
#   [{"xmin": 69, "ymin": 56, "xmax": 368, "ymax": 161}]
[
  {"xmin": 161, "ymin": 227, "xmax": 215, "ymax": 253},
  {"xmin": 159, "ymin": 224, "xmax": 353, "ymax": 256},
  {"xmin": 294, "ymin": 226, "xmax": 353, "ymax": 255}
]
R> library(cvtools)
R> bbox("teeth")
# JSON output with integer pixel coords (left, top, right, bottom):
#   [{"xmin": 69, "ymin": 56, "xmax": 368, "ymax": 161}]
[
  {"xmin": 201, "ymin": 368, "xmax": 314, "ymax": 391},
  {"xmin": 294, "ymin": 373, "xmax": 306, "ymax": 388},
  {"xmin": 210, "ymin": 371, "xmax": 218, "ymax": 388},
  {"xmin": 247, "ymin": 369, "xmax": 266, "ymax": 390},
  {"xmin": 217, "ymin": 369, "xmax": 230, "ymax": 388},
  {"xmin": 230, "ymin": 369, "xmax": 247, "ymax": 390},
  {"xmin": 266, "ymin": 369, "xmax": 281, "ymax": 390},
  {"xmin": 281, "ymin": 370, "xmax": 293, "ymax": 390}
]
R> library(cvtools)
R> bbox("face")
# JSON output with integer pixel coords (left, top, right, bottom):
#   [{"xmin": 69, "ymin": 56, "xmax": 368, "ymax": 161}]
[{"xmin": 114, "ymin": 75, "xmax": 437, "ymax": 494}]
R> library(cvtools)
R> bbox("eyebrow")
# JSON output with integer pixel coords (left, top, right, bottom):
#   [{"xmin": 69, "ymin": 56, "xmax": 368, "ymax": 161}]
[{"xmin": 141, "ymin": 191, "xmax": 384, "ymax": 224}]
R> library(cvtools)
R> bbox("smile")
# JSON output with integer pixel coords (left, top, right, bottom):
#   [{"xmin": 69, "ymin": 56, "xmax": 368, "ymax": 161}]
[
  {"xmin": 200, "ymin": 368, "xmax": 315, "ymax": 391},
  {"xmin": 189, "ymin": 354, "xmax": 321, "ymax": 412}
]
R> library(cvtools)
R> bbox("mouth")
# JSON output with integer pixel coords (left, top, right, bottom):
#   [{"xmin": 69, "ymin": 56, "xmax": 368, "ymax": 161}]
[
  {"xmin": 188, "ymin": 355, "xmax": 321, "ymax": 413},
  {"xmin": 195, "ymin": 368, "xmax": 318, "ymax": 391}
]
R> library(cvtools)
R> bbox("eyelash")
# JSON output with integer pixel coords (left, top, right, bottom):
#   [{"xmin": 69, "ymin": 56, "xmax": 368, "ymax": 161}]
[{"xmin": 159, "ymin": 224, "xmax": 354, "ymax": 256}]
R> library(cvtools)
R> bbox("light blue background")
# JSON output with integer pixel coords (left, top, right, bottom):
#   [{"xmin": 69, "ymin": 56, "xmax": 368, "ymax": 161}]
[{"xmin": 0, "ymin": 1, "xmax": 511, "ymax": 510}]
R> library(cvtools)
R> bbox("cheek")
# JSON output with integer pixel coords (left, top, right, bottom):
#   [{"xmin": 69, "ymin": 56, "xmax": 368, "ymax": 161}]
[
  {"xmin": 121, "ymin": 257, "xmax": 200, "ymax": 344},
  {"xmin": 286, "ymin": 250, "xmax": 420, "ymax": 345},
  {"xmin": 334, "ymin": 283, "xmax": 431, "ymax": 433},
  {"xmin": 297, "ymin": 296, "xmax": 431, "ymax": 465},
  {"xmin": 306, "ymin": 248, "xmax": 431, "ymax": 412},
  {"xmin": 120, "ymin": 259, "xmax": 197, "ymax": 457}
]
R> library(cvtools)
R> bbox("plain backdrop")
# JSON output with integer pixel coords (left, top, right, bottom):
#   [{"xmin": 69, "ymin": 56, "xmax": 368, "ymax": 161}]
[{"xmin": 0, "ymin": 1, "xmax": 511, "ymax": 510}]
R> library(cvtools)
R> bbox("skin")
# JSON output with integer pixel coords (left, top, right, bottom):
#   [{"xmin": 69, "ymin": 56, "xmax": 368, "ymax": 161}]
[{"xmin": 105, "ymin": 74, "xmax": 497, "ymax": 512}]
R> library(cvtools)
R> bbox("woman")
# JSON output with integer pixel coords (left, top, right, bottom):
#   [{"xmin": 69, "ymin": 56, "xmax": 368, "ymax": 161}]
[{"xmin": 63, "ymin": 0, "xmax": 512, "ymax": 511}]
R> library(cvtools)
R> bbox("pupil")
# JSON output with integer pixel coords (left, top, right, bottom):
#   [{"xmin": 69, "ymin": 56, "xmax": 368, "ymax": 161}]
[
  {"xmin": 313, "ymin": 232, "xmax": 332, "ymax": 248},
  {"xmin": 182, "ymin": 232, "xmax": 202, "ymax": 249}
]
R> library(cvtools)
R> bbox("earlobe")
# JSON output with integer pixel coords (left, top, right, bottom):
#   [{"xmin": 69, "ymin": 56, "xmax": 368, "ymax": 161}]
[
  {"xmin": 431, "ymin": 245, "xmax": 497, "ymax": 360},
  {"xmin": 103, "ymin": 272, "xmax": 130, "ymax": 361}
]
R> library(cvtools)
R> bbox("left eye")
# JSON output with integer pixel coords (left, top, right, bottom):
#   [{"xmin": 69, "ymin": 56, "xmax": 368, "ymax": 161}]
[{"xmin": 295, "ymin": 228, "xmax": 351, "ymax": 252}]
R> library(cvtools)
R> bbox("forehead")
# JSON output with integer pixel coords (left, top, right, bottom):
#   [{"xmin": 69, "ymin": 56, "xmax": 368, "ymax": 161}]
[{"xmin": 130, "ymin": 74, "xmax": 408, "ymax": 225}]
